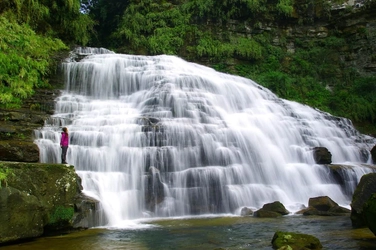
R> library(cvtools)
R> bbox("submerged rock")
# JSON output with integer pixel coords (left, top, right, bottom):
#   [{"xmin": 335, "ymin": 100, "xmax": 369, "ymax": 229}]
[
  {"xmin": 240, "ymin": 207, "xmax": 254, "ymax": 216},
  {"xmin": 0, "ymin": 162, "xmax": 98, "ymax": 244},
  {"xmin": 271, "ymin": 231, "xmax": 323, "ymax": 249}
]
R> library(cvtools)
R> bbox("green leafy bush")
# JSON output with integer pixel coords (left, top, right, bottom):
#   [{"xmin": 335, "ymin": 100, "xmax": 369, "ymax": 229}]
[{"xmin": 0, "ymin": 16, "xmax": 67, "ymax": 108}]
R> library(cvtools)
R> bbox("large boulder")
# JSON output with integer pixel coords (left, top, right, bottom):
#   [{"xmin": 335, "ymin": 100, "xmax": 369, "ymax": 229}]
[
  {"xmin": 297, "ymin": 196, "xmax": 350, "ymax": 216},
  {"xmin": 0, "ymin": 162, "xmax": 98, "ymax": 244},
  {"xmin": 254, "ymin": 201, "xmax": 289, "ymax": 218},
  {"xmin": 363, "ymin": 193, "xmax": 376, "ymax": 236},
  {"xmin": 271, "ymin": 231, "xmax": 323, "ymax": 249},
  {"xmin": 312, "ymin": 147, "xmax": 332, "ymax": 164},
  {"xmin": 351, "ymin": 173, "xmax": 376, "ymax": 228}
]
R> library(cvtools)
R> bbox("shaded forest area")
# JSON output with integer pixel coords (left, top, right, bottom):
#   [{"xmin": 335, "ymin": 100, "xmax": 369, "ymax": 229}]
[{"xmin": 1, "ymin": 0, "xmax": 375, "ymax": 134}]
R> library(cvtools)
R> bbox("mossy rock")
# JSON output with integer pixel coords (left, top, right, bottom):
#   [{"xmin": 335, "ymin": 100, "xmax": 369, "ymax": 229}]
[
  {"xmin": 363, "ymin": 193, "xmax": 376, "ymax": 236},
  {"xmin": 0, "ymin": 162, "xmax": 97, "ymax": 244},
  {"xmin": 271, "ymin": 231, "xmax": 323, "ymax": 249},
  {"xmin": 254, "ymin": 201, "xmax": 289, "ymax": 217},
  {"xmin": 0, "ymin": 187, "xmax": 45, "ymax": 243},
  {"xmin": 254, "ymin": 210, "xmax": 282, "ymax": 218},
  {"xmin": 308, "ymin": 196, "xmax": 338, "ymax": 211},
  {"xmin": 351, "ymin": 173, "xmax": 376, "ymax": 228},
  {"xmin": 0, "ymin": 141, "xmax": 39, "ymax": 162}
]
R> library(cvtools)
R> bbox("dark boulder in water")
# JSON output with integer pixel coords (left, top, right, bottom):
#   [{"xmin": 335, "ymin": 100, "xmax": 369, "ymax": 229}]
[
  {"xmin": 254, "ymin": 201, "xmax": 289, "ymax": 218},
  {"xmin": 296, "ymin": 196, "xmax": 350, "ymax": 216},
  {"xmin": 312, "ymin": 147, "xmax": 332, "ymax": 164}
]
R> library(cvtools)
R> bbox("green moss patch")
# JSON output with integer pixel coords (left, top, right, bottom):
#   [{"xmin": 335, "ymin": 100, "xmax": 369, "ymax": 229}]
[
  {"xmin": 49, "ymin": 206, "xmax": 74, "ymax": 224},
  {"xmin": 272, "ymin": 231, "xmax": 323, "ymax": 249}
]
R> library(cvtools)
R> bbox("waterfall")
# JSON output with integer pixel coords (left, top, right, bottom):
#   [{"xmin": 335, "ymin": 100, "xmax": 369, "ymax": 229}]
[{"xmin": 34, "ymin": 48, "xmax": 376, "ymax": 227}]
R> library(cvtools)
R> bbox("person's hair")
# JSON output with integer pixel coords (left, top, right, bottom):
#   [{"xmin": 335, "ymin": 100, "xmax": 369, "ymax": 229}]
[{"xmin": 62, "ymin": 127, "xmax": 68, "ymax": 133}]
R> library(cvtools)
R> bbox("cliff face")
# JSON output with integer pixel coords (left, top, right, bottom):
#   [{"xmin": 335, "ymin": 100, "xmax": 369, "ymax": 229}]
[
  {"xmin": 0, "ymin": 162, "xmax": 98, "ymax": 244},
  {"xmin": 206, "ymin": 1, "xmax": 376, "ymax": 77},
  {"xmin": 0, "ymin": 88, "xmax": 60, "ymax": 163}
]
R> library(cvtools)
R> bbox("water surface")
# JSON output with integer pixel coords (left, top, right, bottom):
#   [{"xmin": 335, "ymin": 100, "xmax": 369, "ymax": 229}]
[{"xmin": 3, "ymin": 216, "xmax": 375, "ymax": 250}]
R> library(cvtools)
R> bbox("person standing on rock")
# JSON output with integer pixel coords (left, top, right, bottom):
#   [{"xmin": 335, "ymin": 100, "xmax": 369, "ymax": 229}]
[{"xmin": 60, "ymin": 127, "xmax": 69, "ymax": 164}]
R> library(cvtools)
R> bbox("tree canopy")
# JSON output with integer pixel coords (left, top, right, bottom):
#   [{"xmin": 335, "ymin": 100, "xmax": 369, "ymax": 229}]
[{"xmin": 0, "ymin": 0, "xmax": 95, "ymax": 108}]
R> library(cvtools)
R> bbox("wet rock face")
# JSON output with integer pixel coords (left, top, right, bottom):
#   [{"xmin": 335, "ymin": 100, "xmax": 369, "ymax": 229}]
[
  {"xmin": 312, "ymin": 147, "xmax": 332, "ymax": 164},
  {"xmin": 0, "ymin": 141, "xmax": 39, "ymax": 162},
  {"xmin": 371, "ymin": 145, "xmax": 376, "ymax": 164},
  {"xmin": 0, "ymin": 162, "xmax": 98, "ymax": 244},
  {"xmin": 0, "ymin": 88, "xmax": 60, "ymax": 163},
  {"xmin": 145, "ymin": 166, "xmax": 165, "ymax": 212}
]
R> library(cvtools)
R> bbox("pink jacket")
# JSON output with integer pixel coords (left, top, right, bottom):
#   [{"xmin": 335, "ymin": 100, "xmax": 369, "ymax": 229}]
[{"xmin": 60, "ymin": 132, "xmax": 69, "ymax": 147}]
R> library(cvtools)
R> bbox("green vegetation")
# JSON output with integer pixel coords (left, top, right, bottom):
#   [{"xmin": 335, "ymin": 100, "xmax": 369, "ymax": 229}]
[
  {"xmin": 0, "ymin": 164, "xmax": 13, "ymax": 185},
  {"xmin": 0, "ymin": 17, "xmax": 67, "ymax": 108},
  {"xmin": 226, "ymin": 34, "xmax": 376, "ymax": 133},
  {"xmin": 49, "ymin": 205, "xmax": 74, "ymax": 224},
  {"xmin": 0, "ymin": 0, "xmax": 94, "ymax": 108}
]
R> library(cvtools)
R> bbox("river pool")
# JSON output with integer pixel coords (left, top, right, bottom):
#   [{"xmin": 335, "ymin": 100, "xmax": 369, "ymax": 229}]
[{"xmin": 2, "ymin": 215, "xmax": 375, "ymax": 250}]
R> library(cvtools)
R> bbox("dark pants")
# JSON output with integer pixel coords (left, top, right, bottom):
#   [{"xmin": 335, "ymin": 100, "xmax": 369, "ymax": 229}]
[{"xmin": 61, "ymin": 146, "xmax": 68, "ymax": 163}]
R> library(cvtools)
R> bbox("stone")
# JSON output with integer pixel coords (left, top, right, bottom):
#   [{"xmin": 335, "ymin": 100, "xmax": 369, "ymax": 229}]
[
  {"xmin": 240, "ymin": 207, "xmax": 254, "ymax": 216},
  {"xmin": 0, "ymin": 141, "xmax": 39, "ymax": 162},
  {"xmin": 254, "ymin": 201, "xmax": 289, "ymax": 218},
  {"xmin": 296, "ymin": 196, "xmax": 350, "ymax": 216},
  {"xmin": 371, "ymin": 145, "xmax": 376, "ymax": 164},
  {"xmin": 308, "ymin": 196, "xmax": 338, "ymax": 211},
  {"xmin": 312, "ymin": 147, "xmax": 332, "ymax": 164},
  {"xmin": 351, "ymin": 173, "xmax": 376, "ymax": 228},
  {"xmin": 0, "ymin": 187, "xmax": 45, "ymax": 243},
  {"xmin": 363, "ymin": 193, "xmax": 376, "ymax": 236},
  {"xmin": 271, "ymin": 231, "xmax": 323, "ymax": 249},
  {"xmin": 0, "ymin": 162, "xmax": 98, "ymax": 244}
]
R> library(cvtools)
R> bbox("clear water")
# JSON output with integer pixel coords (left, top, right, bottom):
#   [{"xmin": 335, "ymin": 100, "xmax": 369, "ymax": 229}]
[
  {"xmin": 34, "ymin": 48, "xmax": 376, "ymax": 227},
  {"xmin": 2, "ymin": 216, "xmax": 376, "ymax": 249}
]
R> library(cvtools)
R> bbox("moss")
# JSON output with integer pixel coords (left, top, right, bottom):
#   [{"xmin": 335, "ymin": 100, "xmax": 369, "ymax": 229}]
[
  {"xmin": 49, "ymin": 206, "xmax": 74, "ymax": 224},
  {"xmin": 363, "ymin": 193, "xmax": 376, "ymax": 236},
  {"xmin": 0, "ymin": 164, "xmax": 13, "ymax": 186},
  {"xmin": 272, "ymin": 231, "xmax": 323, "ymax": 249}
]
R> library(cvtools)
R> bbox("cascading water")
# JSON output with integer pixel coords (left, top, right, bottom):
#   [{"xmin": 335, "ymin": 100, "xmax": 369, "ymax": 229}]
[{"xmin": 34, "ymin": 48, "xmax": 376, "ymax": 227}]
